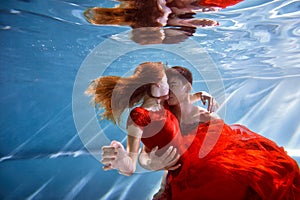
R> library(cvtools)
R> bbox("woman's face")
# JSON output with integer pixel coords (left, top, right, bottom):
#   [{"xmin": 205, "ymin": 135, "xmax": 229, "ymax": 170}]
[{"xmin": 151, "ymin": 74, "xmax": 169, "ymax": 97}]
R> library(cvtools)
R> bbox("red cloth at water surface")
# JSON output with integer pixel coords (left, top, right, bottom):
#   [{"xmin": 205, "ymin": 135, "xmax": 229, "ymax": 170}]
[
  {"xmin": 129, "ymin": 107, "xmax": 300, "ymax": 200},
  {"xmin": 198, "ymin": 0, "xmax": 243, "ymax": 8}
]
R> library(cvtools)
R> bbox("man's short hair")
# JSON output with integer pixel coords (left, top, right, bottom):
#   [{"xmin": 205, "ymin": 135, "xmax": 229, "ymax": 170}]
[{"xmin": 166, "ymin": 66, "xmax": 193, "ymax": 85}]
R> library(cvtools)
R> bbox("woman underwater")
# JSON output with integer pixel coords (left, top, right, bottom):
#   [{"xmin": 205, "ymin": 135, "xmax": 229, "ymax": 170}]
[{"xmin": 86, "ymin": 62, "xmax": 300, "ymax": 199}]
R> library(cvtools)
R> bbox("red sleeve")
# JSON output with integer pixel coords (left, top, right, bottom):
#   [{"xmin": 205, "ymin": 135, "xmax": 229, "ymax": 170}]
[{"xmin": 129, "ymin": 107, "xmax": 151, "ymax": 127}]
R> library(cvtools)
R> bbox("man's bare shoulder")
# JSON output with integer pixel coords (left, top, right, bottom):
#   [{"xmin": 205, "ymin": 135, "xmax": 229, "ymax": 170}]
[
  {"xmin": 196, "ymin": 106, "xmax": 208, "ymax": 112},
  {"xmin": 195, "ymin": 106, "xmax": 220, "ymax": 120}
]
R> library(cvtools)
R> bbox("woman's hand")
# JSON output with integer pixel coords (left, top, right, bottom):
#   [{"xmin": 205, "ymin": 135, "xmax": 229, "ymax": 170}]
[
  {"xmin": 101, "ymin": 140, "xmax": 134, "ymax": 176},
  {"xmin": 141, "ymin": 146, "xmax": 181, "ymax": 171}
]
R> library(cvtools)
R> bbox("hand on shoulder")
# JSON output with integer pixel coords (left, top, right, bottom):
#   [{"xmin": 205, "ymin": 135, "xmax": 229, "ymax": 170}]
[{"xmin": 196, "ymin": 106, "xmax": 220, "ymax": 122}]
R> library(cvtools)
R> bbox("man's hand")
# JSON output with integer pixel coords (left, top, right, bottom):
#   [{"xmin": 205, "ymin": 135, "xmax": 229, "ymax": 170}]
[
  {"xmin": 146, "ymin": 146, "xmax": 181, "ymax": 171},
  {"xmin": 101, "ymin": 141, "xmax": 133, "ymax": 175},
  {"xmin": 191, "ymin": 91, "xmax": 219, "ymax": 113}
]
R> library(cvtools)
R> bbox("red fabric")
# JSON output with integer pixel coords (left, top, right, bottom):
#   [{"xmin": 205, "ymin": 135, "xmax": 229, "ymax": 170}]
[
  {"xmin": 169, "ymin": 121, "xmax": 300, "ymax": 200},
  {"xmin": 129, "ymin": 107, "xmax": 300, "ymax": 200},
  {"xmin": 198, "ymin": 0, "xmax": 243, "ymax": 8},
  {"xmin": 129, "ymin": 107, "xmax": 184, "ymax": 156},
  {"xmin": 129, "ymin": 107, "xmax": 151, "ymax": 127}
]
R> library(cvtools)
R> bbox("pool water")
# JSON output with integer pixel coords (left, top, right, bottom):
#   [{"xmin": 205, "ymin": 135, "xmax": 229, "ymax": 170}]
[{"xmin": 1, "ymin": 0, "xmax": 299, "ymax": 199}]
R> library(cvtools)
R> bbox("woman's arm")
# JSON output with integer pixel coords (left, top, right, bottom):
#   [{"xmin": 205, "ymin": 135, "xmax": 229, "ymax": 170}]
[
  {"xmin": 119, "ymin": 124, "xmax": 143, "ymax": 176},
  {"xmin": 100, "ymin": 124, "xmax": 143, "ymax": 176}
]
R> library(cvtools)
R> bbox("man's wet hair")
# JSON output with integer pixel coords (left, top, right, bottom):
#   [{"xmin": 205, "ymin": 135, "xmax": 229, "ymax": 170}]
[{"xmin": 166, "ymin": 66, "xmax": 193, "ymax": 85}]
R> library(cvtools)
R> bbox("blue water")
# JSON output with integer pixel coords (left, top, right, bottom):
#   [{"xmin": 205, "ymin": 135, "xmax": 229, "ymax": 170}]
[{"xmin": 1, "ymin": 0, "xmax": 300, "ymax": 199}]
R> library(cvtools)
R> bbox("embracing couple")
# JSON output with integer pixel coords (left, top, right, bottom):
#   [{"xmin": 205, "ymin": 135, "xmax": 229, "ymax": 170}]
[{"xmin": 86, "ymin": 62, "xmax": 300, "ymax": 200}]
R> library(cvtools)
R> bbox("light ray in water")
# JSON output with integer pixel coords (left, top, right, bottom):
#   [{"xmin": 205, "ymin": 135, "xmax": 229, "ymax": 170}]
[
  {"xmin": 64, "ymin": 171, "xmax": 96, "ymax": 200},
  {"xmin": 26, "ymin": 177, "xmax": 54, "ymax": 200},
  {"xmin": 8, "ymin": 103, "xmax": 71, "ymax": 156},
  {"xmin": 100, "ymin": 175, "xmax": 141, "ymax": 200}
]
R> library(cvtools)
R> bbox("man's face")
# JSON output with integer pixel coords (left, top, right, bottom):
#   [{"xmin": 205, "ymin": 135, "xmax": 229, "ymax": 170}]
[{"xmin": 167, "ymin": 76, "xmax": 189, "ymax": 106}]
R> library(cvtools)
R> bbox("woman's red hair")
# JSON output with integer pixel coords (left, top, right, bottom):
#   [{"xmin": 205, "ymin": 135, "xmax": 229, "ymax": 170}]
[{"xmin": 85, "ymin": 62, "xmax": 165, "ymax": 123}]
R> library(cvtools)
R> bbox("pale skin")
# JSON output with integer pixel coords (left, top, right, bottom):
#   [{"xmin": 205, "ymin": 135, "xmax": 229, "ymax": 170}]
[{"xmin": 101, "ymin": 73, "xmax": 219, "ymax": 174}]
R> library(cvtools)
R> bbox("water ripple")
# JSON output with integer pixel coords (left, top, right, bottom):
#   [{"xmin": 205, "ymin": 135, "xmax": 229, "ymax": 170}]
[
  {"xmin": 199, "ymin": 0, "xmax": 300, "ymax": 75},
  {"xmin": 269, "ymin": 0, "xmax": 300, "ymax": 19}
]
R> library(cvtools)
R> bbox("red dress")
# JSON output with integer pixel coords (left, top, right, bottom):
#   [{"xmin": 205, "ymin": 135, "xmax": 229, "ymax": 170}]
[{"xmin": 129, "ymin": 107, "xmax": 300, "ymax": 200}]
